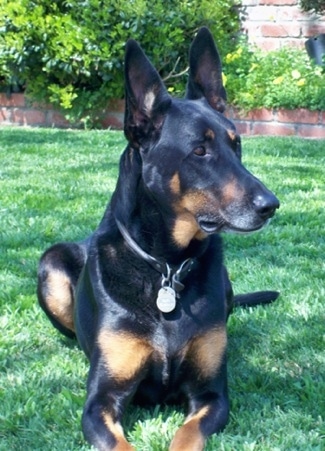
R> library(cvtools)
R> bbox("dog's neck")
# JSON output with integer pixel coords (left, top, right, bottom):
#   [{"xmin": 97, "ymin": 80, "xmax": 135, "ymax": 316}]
[{"xmin": 115, "ymin": 218, "xmax": 196, "ymax": 295}]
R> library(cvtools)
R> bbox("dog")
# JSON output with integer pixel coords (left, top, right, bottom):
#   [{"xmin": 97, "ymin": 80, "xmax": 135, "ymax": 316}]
[{"xmin": 37, "ymin": 27, "xmax": 280, "ymax": 451}]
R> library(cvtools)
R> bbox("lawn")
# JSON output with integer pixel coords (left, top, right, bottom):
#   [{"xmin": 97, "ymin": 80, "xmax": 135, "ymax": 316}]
[{"xmin": 0, "ymin": 127, "xmax": 324, "ymax": 451}]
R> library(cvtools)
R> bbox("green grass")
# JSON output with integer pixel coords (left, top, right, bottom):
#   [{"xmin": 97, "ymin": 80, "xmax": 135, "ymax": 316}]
[{"xmin": 0, "ymin": 127, "xmax": 324, "ymax": 451}]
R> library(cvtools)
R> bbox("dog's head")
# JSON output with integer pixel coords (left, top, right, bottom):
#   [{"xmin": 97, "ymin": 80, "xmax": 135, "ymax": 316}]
[{"xmin": 124, "ymin": 28, "xmax": 279, "ymax": 248}]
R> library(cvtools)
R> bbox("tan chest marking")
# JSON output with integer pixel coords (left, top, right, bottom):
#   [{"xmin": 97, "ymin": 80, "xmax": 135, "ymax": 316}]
[
  {"xmin": 186, "ymin": 327, "xmax": 227, "ymax": 379},
  {"xmin": 97, "ymin": 330, "xmax": 153, "ymax": 382}
]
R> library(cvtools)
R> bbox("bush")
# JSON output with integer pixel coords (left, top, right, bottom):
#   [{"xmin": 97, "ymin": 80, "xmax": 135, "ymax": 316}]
[
  {"xmin": 224, "ymin": 43, "xmax": 325, "ymax": 111},
  {"xmin": 0, "ymin": 0, "xmax": 240, "ymax": 126},
  {"xmin": 300, "ymin": 0, "xmax": 325, "ymax": 15}
]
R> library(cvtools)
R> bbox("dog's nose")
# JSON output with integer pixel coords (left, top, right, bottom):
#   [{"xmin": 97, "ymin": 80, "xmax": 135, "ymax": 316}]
[{"xmin": 253, "ymin": 193, "xmax": 280, "ymax": 220}]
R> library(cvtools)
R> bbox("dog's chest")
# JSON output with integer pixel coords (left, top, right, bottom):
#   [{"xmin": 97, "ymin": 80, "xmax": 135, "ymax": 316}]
[{"xmin": 133, "ymin": 316, "xmax": 226, "ymax": 405}]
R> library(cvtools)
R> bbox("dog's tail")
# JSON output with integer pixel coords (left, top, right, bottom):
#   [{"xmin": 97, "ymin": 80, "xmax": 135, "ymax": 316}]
[{"xmin": 233, "ymin": 290, "xmax": 279, "ymax": 308}]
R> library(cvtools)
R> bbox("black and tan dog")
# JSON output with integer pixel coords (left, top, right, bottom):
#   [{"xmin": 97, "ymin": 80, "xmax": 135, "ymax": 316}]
[{"xmin": 37, "ymin": 28, "xmax": 279, "ymax": 450}]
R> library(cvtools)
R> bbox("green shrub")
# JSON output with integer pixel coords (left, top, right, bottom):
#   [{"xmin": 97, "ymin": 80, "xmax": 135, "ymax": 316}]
[
  {"xmin": 0, "ymin": 0, "xmax": 240, "ymax": 126},
  {"xmin": 300, "ymin": 0, "xmax": 325, "ymax": 15},
  {"xmin": 224, "ymin": 43, "xmax": 325, "ymax": 111}
]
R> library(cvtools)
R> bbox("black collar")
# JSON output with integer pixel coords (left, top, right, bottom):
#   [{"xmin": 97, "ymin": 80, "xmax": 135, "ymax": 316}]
[{"xmin": 115, "ymin": 219, "xmax": 196, "ymax": 295}]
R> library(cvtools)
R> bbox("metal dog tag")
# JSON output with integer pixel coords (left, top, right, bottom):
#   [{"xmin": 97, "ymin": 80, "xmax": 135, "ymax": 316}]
[{"xmin": 156, "ymin": 286, "xmax": 176, "ymax": 313}]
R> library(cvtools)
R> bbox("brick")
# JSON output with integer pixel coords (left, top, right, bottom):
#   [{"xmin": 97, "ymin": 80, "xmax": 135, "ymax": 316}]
[
  {"xmin": 243, "ymin": 22, "xmax": 262, "ymax": 37},
  {"xmin": 232, "ymin": 121, "xmax": 251, "ymax": 135},
  {"xmin": 246, "ymin": 108, "xmax": 275, "ymax": 122},
  {"xmin": 101, "ymin": 112, "xmax": 124, "ymax": 129},
  {"xmin": 224, "ymin": 109, "xmax": 233, "ymax": 121},
  {"xmin": 297, "ymin": 125, "xmax": 325, "ymax": 139},
  {"xmin": 30, "ymin": 100, "xmax": 53, "ymax": 110},
  {"xmin": 277, "ymin": 108, "xmax": 319, "ymax": 124},
  {"xmin": 244, "ymin": 5, "xmax": 277, "ymax": 21},
  {"xmin": 261, "ymin": 23, "xmax": 301, "ymax": 38},
  {"xmin": 252, "ymin": 122, "xmax": 296, "ymax": 136},
  {"xmin": 277, "ymin": 7, "xmax": 308, "ymax": 21},
  {"xmin": 260, "ymin": 0, "xmax": 298, "ymax": 5},
  {"xmin": 106, "ymin": 98, "xmax": 124, "ymax": 113},
  {"xmin": 303, "ymin": 24, "xmax": 325, "ymax": 37},
  {"xmin": 241, "ymin": 0, "xmax": 259, "ymax": 6},
  {"xmin": 0, "ymin": 107, "xmax": 11, "ymax": 122},
  {"xmin": 24, "ymin": 109, "xmax": 46, "ymax": 125},
  {"xmin": 281, "ymin": 38, "xmax": 305, "ymax": 49},
  {"xmin": 11, "ymin": 108, "xmax": 46, "ymax": 125},
  {"xmin": 10, "ymin": 108, "xmax": 25, "ymax": 125},
  {"xmin": 0, "ymin": 93, "xmax": 25, "ymax": 107},
  {"xmin": 48, "ymin": 110, "xmax": 73, "ymax": 128},
  {"xmin": 320, "ymin": 111, "xmax": 325, "ymax": 124},
  {"xmin": 255, "ymin": 38, "xmax": 282, "ymax": 50}
]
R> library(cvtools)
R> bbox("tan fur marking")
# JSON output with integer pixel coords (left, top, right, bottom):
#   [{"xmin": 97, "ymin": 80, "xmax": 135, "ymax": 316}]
[
  {"xmin": 172, "ymin": 213, "xmax": 207, "ymax": 248},
  {"xmin": 187, "ymin": 327, "xmax": 227, "ymax": 379},
  {"xmin": 102, "ymin": 412, "xmax": 135, "ymax": 450},
  {"xmin": 98, "ymin": 331, "xmax": 153, "ymax": 381},
  {"xmin": 172, "ymin": 191, "xmax": 215, "ymax": 247},
  {"xmin": 222, "ymin": 179, "xmax": 244, "ymax": 204},
  {"xmin": 181, "ymin": 191, "xmax": 211, "ymax": 213},
  {"xmin": 227, "ymin": 129, "xmax": 236, "ymax": 141},
  {"xmin": 46, "ymin": 269, "xmax": 75, "ymax": 331},
  {"xmin": 170, "ymin": 172, "xmax": 181, "ymax": 195},
  {"xmin": 170, "ymin": 406, "xmax": 209, "ymax": 451},
  {"xmin": 205, "ymin": 128, "xmax": 215, "ymax": 140}
]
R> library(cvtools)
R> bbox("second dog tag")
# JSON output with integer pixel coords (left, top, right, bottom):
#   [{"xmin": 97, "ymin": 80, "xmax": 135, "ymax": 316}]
[{"xmin": 156, "ymin": 286, "xmax": 176, "ymax": 313}]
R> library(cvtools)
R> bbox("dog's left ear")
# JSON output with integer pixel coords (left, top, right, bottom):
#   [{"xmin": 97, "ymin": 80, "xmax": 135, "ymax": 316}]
[
  {"xmin": 186, "ymin": 27, "xmax": 226, "ymax": 113},
  {"xmin": 124, "ymin": 39, "xmax": 171, "ymax": 148}
]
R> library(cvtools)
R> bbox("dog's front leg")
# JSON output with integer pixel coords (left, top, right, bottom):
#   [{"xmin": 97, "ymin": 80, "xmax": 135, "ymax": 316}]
[
  {"xmin": 170, "ymin": 327, "xmax": 229, "ymax": 451},
  {"xmin": 82, "ymin": 380, "xmax": 135, "ymax": 451},
  {"xmin": 169, "ymin": 392, "xmax": 229, "ymax": 451},
  {"xmin": 82, "ymin": 330, "xmax": 153, "ymax": 450}
]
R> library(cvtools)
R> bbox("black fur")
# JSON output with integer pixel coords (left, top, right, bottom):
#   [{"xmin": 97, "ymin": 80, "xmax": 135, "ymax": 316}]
[{"xmin": 37, "ymin": 27, "xmax": 279, "ymax": 451}]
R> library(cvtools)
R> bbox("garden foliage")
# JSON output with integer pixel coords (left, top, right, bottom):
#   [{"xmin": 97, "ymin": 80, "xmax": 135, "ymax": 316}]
[
  {"xmin": 0, "ymin": 0, "xmax": 240, "ymax": 125},
  {"xmin": 224, "ymin": 43, "xmax": 325, "ymax": 111},
  {"xmin": 300, "ymin": 0, "xmax": 325, "ymax": 15},
  {"xmin": 0, "ymin": 0, "xmax": 324, "ymax": 126}
]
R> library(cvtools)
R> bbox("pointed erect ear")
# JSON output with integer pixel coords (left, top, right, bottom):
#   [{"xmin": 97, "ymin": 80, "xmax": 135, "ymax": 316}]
[
  {"xmin": 124, "ymin": 39, "xmax": 171, "ymax": 148},
  {"xmin": 186, "ymin": 27, "xmax": 227, "ymax": 113}
]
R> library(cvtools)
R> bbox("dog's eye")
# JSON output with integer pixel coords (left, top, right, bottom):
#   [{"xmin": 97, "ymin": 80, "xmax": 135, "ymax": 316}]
[{"xmin": 193, "ymin": 146, "xmax": 206, "ymax": 157}]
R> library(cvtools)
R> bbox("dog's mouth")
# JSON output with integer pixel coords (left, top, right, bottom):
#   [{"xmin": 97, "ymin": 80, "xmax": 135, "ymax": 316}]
[
  {"xmin": 223, "ymin": 219, "xmax": 270, "ymax": 234},
  {"xmin": 198, "ymin": 216, "xmax": 270, "ymax": 235},
  {"xmin": 198, "ymin": 219, "xmax": 221, "ymax": 234}
]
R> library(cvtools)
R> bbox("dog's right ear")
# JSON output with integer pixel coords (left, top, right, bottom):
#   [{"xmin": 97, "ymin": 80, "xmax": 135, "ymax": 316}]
[
  {"xmin": 124, "ymin": 40, "xmax": 171, "ymax": 148},
  {"xmin": 186, "ymin": 27, "xmax": 227, "ymax": 113}
]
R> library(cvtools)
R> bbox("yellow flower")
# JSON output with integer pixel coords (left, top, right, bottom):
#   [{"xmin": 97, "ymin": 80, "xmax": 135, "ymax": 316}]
[
  {"xmin": 222, "ymin": 72, "xmax": 227, "ymax": 86},
  {"xmin": 296, "ymin": 78, "xmax": 306, "ymax": 87},
  {"xmin": 225, "ymin": 53, "xmax": 234, "ymax": 63},
  {"xmin": 236, "ymin": 47, "xmax": 243, "ymax": 56},
  {"xmin": 291, "ymin": 70, "xmax": 301, "ymax": 80},
  {"xmin": 273, "ymin": 76, "xmax": 284, "ymax": 85},
  {"xmin": 225, "ymin": 47, "xmax": 243, "ymax": 64}
]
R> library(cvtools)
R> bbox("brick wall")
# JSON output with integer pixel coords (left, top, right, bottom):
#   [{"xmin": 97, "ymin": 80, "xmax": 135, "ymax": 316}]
[
  {"xmin": 241, "ymin": 0, "xmax": 325, "ymax": 50},
  {"xmin": 0, "ymin": 93, "xmax": 124, "ymax": 129},
  {"xmin": 1, "ymin": 93, "xmax": 324, "ymax": 138},
  {"xmin": 0, "ymin": 1, "xmax": 324, "ymax": 137},
  {"xmin": 226, "ymin": 107, "xmax": 325, "ymax": 138}
]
